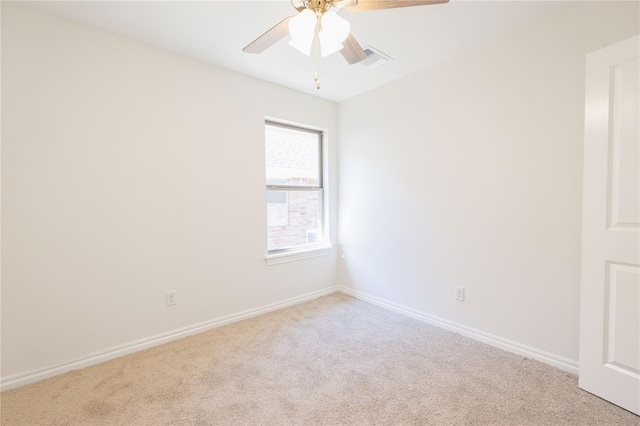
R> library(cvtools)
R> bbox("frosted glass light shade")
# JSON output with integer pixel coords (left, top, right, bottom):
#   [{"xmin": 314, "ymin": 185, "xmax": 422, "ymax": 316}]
[
  {"xmin": 288, "ymin": 9, "xmax": 316, "ymax": 55},
  {"xmin": 321, "ymin": 11, "xmax": 350, "ymax": 45},
  {"xmin": 319, "ymin": 11, "xmax": 350, "ymax": 57}
]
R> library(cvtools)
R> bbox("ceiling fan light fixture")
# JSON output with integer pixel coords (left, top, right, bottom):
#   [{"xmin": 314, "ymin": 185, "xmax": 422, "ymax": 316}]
[{"xmin": 288, "ymin": 8, "xmax": 350, "ymax": 57}]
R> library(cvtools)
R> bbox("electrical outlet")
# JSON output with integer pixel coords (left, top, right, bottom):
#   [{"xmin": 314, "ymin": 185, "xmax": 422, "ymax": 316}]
[
  {"xmin": 455, "ymin": 286, "xmax": 465, "ymax": 302},
  {"xmin": 166, "ymin": 291, "xmax": 177, "ymax": 306}
]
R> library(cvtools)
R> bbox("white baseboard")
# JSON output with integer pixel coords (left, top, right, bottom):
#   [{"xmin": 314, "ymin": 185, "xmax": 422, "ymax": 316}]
[
  {"xmin": 338, "ymin": 286, "xmax": 579, "ymax": 375},
  {"xmin": 0, "ymin": 286, "xmax": 340, "ymax": 392},
  {"xmin": 2, "ymin": 285, "xmax": 578, "ymax": 392}
]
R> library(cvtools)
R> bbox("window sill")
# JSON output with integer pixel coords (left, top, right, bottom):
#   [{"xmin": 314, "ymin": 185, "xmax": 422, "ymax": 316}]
[{"xmin": 265, "ymin": 244, "xmax": 333, "ymax": 266}]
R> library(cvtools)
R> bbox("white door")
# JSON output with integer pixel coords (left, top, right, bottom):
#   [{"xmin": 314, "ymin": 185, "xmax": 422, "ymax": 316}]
[{"xmin": 579, "ymin": 34, "xmax": 640, "ymax": 415}]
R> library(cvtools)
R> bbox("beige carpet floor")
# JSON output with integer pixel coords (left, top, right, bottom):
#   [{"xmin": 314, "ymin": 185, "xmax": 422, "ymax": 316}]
[{"xmin": 1, "ymin": 293, "xmax": 639, "ymax": 425}]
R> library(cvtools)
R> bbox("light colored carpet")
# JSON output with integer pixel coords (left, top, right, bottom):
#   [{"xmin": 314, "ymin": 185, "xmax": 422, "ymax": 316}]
[{"xmin": 1, "ymin": 293, "xmax": 639, "ymax": 425}]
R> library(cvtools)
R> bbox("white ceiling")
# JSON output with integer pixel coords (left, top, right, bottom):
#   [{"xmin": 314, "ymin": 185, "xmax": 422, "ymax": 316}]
[{"xmin": 19, "ymin": 1, "xmax": 570, "ymax": 102}]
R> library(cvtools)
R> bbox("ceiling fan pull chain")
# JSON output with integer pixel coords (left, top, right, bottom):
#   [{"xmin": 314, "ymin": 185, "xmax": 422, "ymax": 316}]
[
  {"xmin": 314, "ymin": 18, "xmax": 321, "ymax": 89},
  {"xmin": 313, "ymin": 32, "xmax": 319, "ymax": 81}
]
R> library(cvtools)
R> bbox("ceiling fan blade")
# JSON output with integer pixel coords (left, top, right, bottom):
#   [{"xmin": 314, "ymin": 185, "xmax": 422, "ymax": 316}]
[
  {"xmin": 242, "ymin": 16, "xmax": 293, "ymax": 54},
  {"xmin": 344, "ymin": 0, "xmax": 448, "ymax": 12},
  {"xmin": 340, "ymin": 32, "xmax": 368, "ymax": 65}
]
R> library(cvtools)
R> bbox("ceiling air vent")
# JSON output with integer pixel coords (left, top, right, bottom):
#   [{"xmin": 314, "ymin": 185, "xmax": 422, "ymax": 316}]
[{"xmin": 359, "ymin": 46, "xmax": 393, "ymax": 68}]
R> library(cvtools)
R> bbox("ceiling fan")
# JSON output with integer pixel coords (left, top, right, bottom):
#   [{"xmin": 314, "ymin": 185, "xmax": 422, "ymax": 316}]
[{"xmin": 243, "ymin": 0, "xmax": 449, "ymax": 89}]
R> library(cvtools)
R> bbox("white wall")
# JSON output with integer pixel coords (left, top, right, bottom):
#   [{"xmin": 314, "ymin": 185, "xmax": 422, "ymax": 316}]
[
  {"xmin": 338, "ymin": 1, "xmax": 639, "ymax": 362},
  {"xmin": 4, "ymin": 0, "xmax": 639, "ymax": 387},
  {"xmin": 1, "ymin": 4, "xmax": 338, "ymax": 382}
]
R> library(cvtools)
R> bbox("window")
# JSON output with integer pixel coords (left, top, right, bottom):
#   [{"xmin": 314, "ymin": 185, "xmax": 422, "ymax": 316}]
[{"xmin": 266, "ymin": 121, "xmax": 325, "ymax": 254}]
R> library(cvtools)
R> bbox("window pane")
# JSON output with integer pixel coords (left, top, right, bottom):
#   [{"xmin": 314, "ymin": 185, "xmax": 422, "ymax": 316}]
[
  {"xmin": 265, "ymin": 124, "xmax": 320, "ymax": 187},
  {"xmin": 267, "ymin": 190, "xmax": 288, "ymax": 227},
  {"xmin": 267, "ymin": 190, "xmax": 323, "ymax": 251}
]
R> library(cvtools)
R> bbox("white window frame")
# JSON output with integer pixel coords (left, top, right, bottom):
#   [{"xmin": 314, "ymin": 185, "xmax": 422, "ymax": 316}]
[{"xmin": 265, "ymin": 119, "xmax": 332, "ymax": 265}]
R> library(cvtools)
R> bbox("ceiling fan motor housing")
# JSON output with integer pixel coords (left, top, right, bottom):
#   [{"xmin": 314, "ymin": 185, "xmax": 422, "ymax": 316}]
[{"xmin": 306, "ymin": 0, "xmax": 331, "ymax": 14}]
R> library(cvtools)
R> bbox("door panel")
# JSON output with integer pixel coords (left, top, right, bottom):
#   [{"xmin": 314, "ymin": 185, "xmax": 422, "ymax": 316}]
[
  {"xmin": 604, "ymin": 262, "xmax": 639, "ymax": 374},
  {"xmin": 579, "ymin": 34, "xmax": 640, "ymax": 416},
  {"xmin": 608, "ymin": 58, "xmax": 639, "ymax": 229}
]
